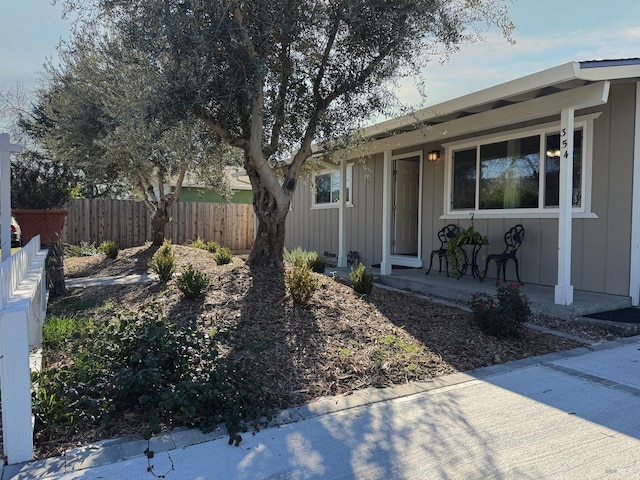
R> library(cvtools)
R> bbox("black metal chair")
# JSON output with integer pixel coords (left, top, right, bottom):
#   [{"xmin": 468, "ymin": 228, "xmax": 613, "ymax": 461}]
[
  {"xmin": 425, "ymin": 224, "xmax": 459, "ymax": 276},
  {"xmin": 481, "ymin": 224, "xmax": 525, "ymax": 286}
]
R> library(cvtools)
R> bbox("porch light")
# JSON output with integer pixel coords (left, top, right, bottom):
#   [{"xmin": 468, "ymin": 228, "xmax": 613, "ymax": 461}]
[{"xmin": 427, "ymin": 150, "xmax": 440, "ymax": 162}]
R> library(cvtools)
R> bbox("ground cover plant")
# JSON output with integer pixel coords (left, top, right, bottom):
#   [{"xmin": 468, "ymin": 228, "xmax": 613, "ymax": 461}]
[{"xmin": 40, "ymin": 243, "xmax": 594, "ymax": 459}]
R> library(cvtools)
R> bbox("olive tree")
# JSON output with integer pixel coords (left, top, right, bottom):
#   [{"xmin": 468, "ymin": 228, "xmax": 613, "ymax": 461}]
[
  {"xmin": 60, "ymin": 0, "xmax": 513, "ymax": 267},
  {"xmin": 24, "ymin": 32, "xmax": 237, "ymax": 244}
]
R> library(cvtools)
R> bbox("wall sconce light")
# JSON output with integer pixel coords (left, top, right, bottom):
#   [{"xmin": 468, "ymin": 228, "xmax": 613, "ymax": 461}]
[{"xmin": 427, "ymin": 150, "xmax": 440, "ymax": 162}]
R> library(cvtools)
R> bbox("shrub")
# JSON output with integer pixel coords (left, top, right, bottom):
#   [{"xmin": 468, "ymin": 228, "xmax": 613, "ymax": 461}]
[
  {"xmin": 307, "ymin": 255, "xmax": 326, "ymax": 273},
  {"xmin": 206, "ymin": 241, "xmax": 220, "ymax": 253},
  {"xmin": 350, "ymin": 263, "xmax": 374, "ymax": 294},
  {"xmin": 285, "ymin": 264, "xmax": 319, "ymax": 304},
  {"xmin": 98, "ymin": 240, "xmax": 119, "ymax": 259},
  {"xmin": 470, "ymin": 283, "xmax": 531, "ymax": 337},
  {"xmin": 191, "ymin": 237, "xmax": 208, "ymax": 250},
  {"xmin": 213, "ymin": 246, "xmax": 233, "ymax": 265},
  {"xmin": 149, "ymin": 240, "xmax": 176, "ymax": 281},
  {"xmin": 175, "ymin": 264, "xmax": 210, "ymax": 299},
  {"xmin": 63, "ymin": 242, "xmax": 98, "ymax": 257},
  {"xmin": 284, "ymin": 247, "xmax": 325, "ymax": 272}
]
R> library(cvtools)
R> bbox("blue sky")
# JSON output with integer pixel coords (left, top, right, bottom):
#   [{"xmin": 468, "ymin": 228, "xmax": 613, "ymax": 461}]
[{"xmin": 1, "ymin": 1, "xmax": 640, "ymax": 111}]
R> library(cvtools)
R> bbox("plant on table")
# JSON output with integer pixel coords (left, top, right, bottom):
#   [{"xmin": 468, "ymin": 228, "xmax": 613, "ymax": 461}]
[
  {"xmin": 470, "ymin": 283, "xmax": 531, "ymax": 337},
  {"xmin": 446, "ymin": 225, "xmax": 488, "ymax": 275}
]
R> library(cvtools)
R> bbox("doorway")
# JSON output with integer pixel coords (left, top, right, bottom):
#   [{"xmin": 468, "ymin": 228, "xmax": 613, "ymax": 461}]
[{"xmin": 392, "ymin": 156, "xmax": 421, "ymax": 256}]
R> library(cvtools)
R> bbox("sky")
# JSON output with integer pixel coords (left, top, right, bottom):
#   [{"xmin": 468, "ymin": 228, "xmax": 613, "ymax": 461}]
[{"xmin": 1, "ymin": 0, "xmax": 640, "ymax": 126}]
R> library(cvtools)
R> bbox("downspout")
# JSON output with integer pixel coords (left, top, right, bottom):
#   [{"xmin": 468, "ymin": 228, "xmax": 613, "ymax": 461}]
[
  {"xmin": 629, "ymin": 81, "xmax": 640, "ymax": 305},
  {"xmin": 336, "ymin": 158, "xmax": 347, "ymax": 267},
  {"xmin": 555, "ymin": 108, "xmax": 575, "ymax": 305}
]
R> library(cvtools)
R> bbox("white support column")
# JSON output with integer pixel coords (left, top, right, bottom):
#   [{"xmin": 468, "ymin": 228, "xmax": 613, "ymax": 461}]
[
  {"xmin": 0, "ymin": 133, "xmax": 23, "ymax": 262},
  {"xmin": 629, "ymin": 82, "xmax": 640, "ymax": 306},
  {"xmin": 380, "ymin": 151, "xmax": 392, "ymax": 275},
  {"xmin": 336, "ymin": 158, "xmax": 347, "ymax": 267},
  {"xmin": 555, "ymin": 108, "xmax": 575, "ymax": 305}
]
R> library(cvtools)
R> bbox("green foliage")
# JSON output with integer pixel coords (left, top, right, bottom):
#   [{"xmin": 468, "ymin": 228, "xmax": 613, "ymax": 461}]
[
  {"xmin": 445, "ymin": 225, "xmax": 488, "ymax": 274},
  {"xmin": 206, "ymin": 241, "xmax": 220, "ymax": 254},
  {"xmin": 213, "ymin": 246, "xmax": 233, "ymax": 265},
  {"xmin": 284, "ymin": 247, "xmax": 325, "ymax": 273},
  {"xmin": 190, "ymin": 237, "xmax": 207, "ymax": 250},
  {"xmin": 285, "ymin": 264, "xmax": 319, "ymax": 305},
  {"xmin": 43, "ymin": 315, "xmax": 84, "ymax": 350},
  {"xmin": 175, "ymin": 264, "xmax": 210, "ymax": 299},
  {"xmin": 10, "ymin": 151, "xmax": 80, "ymax": 209},
  {"xmin": 149, "ymin": 240, "xmax": 176, "ymax": 281},
  {"xmin": 34, "ymin": 303, "xmax": 275, "ymax": 448},
  {"xmin": 307, "ymin": 255, "xmax": 326, "ymax": 274},
  {"xmin": 98, "ymin": 240, "xmax": 119, "ymax": 259},
  {"xmin": 350, "ymin": 263, "xmax": 374, "ymax": 295},
  {"xmin": 63, "ymin": 242, "xmax": 98, "ymax": 257},
  {"xmin": 470, "ymin": 284, "xmax": 531, "ymax": 337}
]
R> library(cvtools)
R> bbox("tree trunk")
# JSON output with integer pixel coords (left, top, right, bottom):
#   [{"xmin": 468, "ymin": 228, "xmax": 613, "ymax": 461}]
[
  {"xmin": 150, "ymin": 202, "xmax": 171, "ymax": 246},
  {"xmin": 247, "ymin": 182, "xmax": 289, "ymax": 271}
]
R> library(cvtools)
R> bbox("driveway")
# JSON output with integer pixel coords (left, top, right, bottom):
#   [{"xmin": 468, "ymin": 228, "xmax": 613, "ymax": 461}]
[{"xmin": 5, "ymin": 337, "xmax": 640, "ymax": 479}]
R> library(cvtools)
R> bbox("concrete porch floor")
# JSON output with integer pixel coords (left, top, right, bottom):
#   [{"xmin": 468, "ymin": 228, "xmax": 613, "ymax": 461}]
[{"xmin": 331, "ymin": 265, "xmax": 632, "ymax": 321}]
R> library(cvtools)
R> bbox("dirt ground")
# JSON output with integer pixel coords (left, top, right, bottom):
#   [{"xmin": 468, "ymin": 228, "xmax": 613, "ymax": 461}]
[{"xmin": 41, "ymin": 243, "xmax": 614, "ymax": 457}]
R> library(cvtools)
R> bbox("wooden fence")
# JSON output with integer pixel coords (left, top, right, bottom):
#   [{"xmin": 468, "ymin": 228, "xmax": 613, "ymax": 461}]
[{"xmin": 61, "ymin": 199, "xmax": 255, "ymax": 251}]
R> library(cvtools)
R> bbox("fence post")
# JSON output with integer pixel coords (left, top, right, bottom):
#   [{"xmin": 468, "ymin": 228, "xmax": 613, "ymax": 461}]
[{"xmin": 0, "ymin": 133, "xmax": 23, "ymax": 262}]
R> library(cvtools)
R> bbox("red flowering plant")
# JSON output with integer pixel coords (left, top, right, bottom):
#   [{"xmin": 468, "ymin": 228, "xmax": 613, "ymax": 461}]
[{"xmin": 469, "ymin": 283, "xmax": 531, "ymax": 337}]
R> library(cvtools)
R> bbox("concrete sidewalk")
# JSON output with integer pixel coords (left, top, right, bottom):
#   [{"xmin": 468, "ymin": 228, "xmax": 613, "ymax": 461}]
[{"xmin": 5, "ymin": 336, "xmax": 640, "ymax": 479}]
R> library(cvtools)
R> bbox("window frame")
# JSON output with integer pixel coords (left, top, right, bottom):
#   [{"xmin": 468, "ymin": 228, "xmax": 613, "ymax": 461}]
[
  {"xmin": 442, "ymin": 115, "xmax": 598, "ymax": 219},
  {"xmin": 310, "ymin": 163, "xmax": 354, "ymax": 210}
]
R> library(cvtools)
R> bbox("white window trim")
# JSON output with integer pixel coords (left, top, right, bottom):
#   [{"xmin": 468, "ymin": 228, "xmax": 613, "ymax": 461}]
[
  {"xmin": 441, "ymin": 113, "xmax": 600, "ymax": 219},
  {"xmin": 311, "ymin": 163, "xmax": 354, "ymax": 210}
]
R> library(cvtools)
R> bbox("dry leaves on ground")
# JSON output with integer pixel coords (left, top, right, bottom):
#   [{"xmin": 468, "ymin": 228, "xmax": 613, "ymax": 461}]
[{"xmin": 44, "ymin": 243, "xmax": 589, "ymax": 457}]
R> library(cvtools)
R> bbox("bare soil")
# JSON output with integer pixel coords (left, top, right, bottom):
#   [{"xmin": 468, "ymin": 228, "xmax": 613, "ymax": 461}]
[{"xmin": 42, "ymin": 243, "xmax": 611, "ymax": 458}]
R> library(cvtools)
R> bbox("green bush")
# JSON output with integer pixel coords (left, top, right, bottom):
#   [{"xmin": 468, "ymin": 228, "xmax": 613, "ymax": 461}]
[
  {"xmin": 206, "ymin": 241, "xmax": 220, "ymax": 253},
  {"xmin": 213, "ymin": 246, "xmax": 233, "ymax": 265},
  {"xmin": 175, "ymin": 264, "xmax": 210, "ymax": 299},
  {"xmin": 470, "ymin": 283, "xmax": 531, "ymax": 337},
  {"xmin": 98, "ymin": 240, "xmax": 119, "ymax": 259},
  {"xmin": 284, "ymin": 247, "xmax": 325, "ymax": 272},
  {"xmin": 34, "ymin": 303, "xmax": 274, "ymax": 448},
  {"xmin": 149, "ymin": 240, "xmax": 176, "ymax": 281},
  {"xmin": 350, "ymin": 263, "xmax": 374, "ymax": 294},
  {"xmin": 191, "ymin": 237, "xmax": 208, "ymax": 250},
  {"xmin": 63, "ymin": 242, "xmax": 98, "ymax": 257},
  {"xmin": 285, "ymin": 264, "xmax": 319, "ymax": 305}
]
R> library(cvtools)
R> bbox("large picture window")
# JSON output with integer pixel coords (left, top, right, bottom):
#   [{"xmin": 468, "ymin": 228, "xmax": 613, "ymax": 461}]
[
  {"xmin": 448, "ymin": 124, "xmax": 586, "ymax": 215},
  {"xmin": 312, "ymin": 164, "xmax": 352, "ymax": 208}
]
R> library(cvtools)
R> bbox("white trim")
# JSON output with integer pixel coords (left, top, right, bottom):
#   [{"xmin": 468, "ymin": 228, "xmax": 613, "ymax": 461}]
[
  {"xmin": 630, "ymin": 82, "xmax": 640, "ymax": 306},
  {"xmin": 443, "ymin": 117, "xmax": 597, "ymax": 218},
  {"xmin": 337, "ymin": 158, "xmax": 347, "ymax": 268},
  {"xmin": 310, "ymin": 164, "xmax": 353, "ymax": 209},
  {"xmin": 380, "ymin": 151, "xmax": 393, "ymax": 275},
  {"xmin": 555, "ymin": 108, "xmax": 575, "ymax": 305},
  {"xmin": 389, "ymin": 150, "xmax": 424, "ymax": 268}
]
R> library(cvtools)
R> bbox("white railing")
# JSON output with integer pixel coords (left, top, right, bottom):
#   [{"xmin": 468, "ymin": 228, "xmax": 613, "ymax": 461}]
[{"xmin": 0, "ymin": 235, "xmax": 49, "ymax": 464}]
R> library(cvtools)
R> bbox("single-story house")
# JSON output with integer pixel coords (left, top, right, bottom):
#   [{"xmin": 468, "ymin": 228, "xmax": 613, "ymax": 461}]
[
  {"xmin": 173, "ymin": 166, "xmax": 253, "ymax": 204},
  {"xmin": 285, "ymin": 59, "xmax": 640, "ymax": 307}
]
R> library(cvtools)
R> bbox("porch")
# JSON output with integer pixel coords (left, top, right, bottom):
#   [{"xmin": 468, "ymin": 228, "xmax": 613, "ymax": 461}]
[{"xmin": 335, "ymin": 266, "xmax": 631, "ymax": 321}]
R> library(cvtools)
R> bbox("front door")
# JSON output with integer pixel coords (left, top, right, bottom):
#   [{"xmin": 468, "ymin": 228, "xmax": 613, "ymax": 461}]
[{"xmin": 393, "ymin": 157, "xmax": 420, "ymax": 255}]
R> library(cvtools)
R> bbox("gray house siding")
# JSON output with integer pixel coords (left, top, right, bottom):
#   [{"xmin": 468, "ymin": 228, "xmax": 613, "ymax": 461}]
[{"xmin": 285, "ymin": 81, "xmax": 637, "ymax": 297}]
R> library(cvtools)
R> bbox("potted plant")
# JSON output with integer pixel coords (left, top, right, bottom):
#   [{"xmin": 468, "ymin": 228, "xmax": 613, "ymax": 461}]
[
  {"xmin": 445, "ymin": 225, "xmax": 488, "ymax": 274},
  {"xmin": 10, "ymin": 152, "xmax": 77, "ymax": 245}
]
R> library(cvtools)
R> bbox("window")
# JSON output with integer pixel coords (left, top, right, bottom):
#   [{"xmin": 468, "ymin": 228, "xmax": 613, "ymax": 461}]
[
  {"xmin": 312, "ymin": 164, "xmax": 352, "ymax": 208},
  {"xmin": 448, "ymin": 123, "xmax": 586, "ymax": 216}
]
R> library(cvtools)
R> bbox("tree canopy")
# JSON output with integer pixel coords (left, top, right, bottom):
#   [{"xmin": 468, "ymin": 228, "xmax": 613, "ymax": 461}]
[{"xmin": 58, "ymin": 0, "xmax": 514, "ymax": 265}]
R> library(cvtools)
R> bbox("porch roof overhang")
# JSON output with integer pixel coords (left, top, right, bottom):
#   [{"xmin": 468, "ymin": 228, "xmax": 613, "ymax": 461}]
[{"xmin": 334, "ymin": 59, "xmax": 640, "ymax": 160}]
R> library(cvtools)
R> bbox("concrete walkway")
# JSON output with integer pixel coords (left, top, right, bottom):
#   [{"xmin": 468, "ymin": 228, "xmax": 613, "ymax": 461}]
[{"xmin": 5, "ymin": 335, "xmax": 640, "ymax": 479}]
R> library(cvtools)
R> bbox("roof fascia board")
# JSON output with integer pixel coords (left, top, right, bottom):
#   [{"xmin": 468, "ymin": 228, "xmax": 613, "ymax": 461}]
[
  {"xmin": 578, "ymin": 64, "xmax": 640, "ymax": 81},
  {"xmin": 342, "ymin": 80, "xmax": 610, "ymax": 160},
  {"xmin": 362, "ymin": 62, "xmax": 580, "ymax": 138}
]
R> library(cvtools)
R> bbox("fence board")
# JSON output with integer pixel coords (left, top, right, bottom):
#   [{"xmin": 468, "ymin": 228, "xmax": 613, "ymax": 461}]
[{"xmin": 60, "ymin": 199, "xmax": 254, "ymax": 250}]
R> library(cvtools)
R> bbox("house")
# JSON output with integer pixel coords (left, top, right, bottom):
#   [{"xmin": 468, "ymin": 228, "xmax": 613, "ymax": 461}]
[
  {"xmin": 285, "ymin": 59, "xmax": 640, "ymax": 307},
  {"xmin": 173, "ymin": 166, "xmax": 253, "ymax": 204}
]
